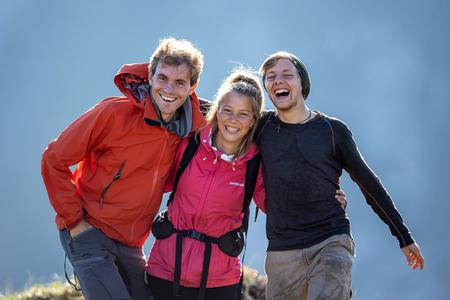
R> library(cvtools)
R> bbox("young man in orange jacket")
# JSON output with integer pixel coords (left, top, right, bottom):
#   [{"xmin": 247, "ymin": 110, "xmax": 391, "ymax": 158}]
[{"xmin": 41, "ymin": 38, "xmax": 206, "ymax": 300}]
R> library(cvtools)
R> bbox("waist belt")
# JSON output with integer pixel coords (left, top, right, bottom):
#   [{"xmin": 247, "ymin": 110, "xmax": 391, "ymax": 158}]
[
  {"xmin": 173, "ymin": 229, "xmax": 219, "ymax": 300},
  {"xmin": 152, "ymin": 209, "xmax": 245, "ymax": 299}
]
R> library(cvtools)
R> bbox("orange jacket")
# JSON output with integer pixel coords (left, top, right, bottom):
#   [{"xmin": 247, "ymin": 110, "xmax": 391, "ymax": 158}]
[{"xmin": 41, "ymin": 63, "xmax": 205, "ymax": 246}]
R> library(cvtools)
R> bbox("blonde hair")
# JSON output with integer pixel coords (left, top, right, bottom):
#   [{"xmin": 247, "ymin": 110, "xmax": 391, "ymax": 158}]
[
  {"xmin": 149, "ymin": 37, "xmax": 204, "ymax": 86},
  {"xmin": 207, "ymin": 68, "xmax": 264, "ymax": 158}
]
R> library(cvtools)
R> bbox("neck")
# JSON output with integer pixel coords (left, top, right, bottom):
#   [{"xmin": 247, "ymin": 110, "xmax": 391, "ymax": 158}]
[
  {"xmin": 213, "ymin": 135, "xmax": 239, "ymax": 156},
  {"xmin": 277, "ymin": 101, "xmax": 312, "ymax": 124},
  {"xmin": 161, "ymin": 112, "xmax": 174, "ymax": 122}
]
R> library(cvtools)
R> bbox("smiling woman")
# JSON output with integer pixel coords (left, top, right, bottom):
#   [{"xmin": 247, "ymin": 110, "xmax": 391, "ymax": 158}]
[
  {"xmin": 145, "ymin": 68, "xmax": 267, "ymax": 300},
  {"xmin": 207, "ymin": 68, "xmax": 265, "ymax": 159}
]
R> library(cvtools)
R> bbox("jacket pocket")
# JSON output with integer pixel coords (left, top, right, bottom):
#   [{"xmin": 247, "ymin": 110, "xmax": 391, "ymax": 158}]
[{"xmin": 99, "ymin": 161, "xmax": 126, "ymax": 207}]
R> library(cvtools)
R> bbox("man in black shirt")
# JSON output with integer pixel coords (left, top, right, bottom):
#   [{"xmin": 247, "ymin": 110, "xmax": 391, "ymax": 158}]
[{"xmin": 256, "ymin": 52, "xmax": 424, "ymax": 300}]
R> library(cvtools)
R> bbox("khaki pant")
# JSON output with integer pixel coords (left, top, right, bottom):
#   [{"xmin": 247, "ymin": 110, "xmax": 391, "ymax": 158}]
[{"xmin": 265, "ymin": 234, "xmax": 355, "ymax": 300}]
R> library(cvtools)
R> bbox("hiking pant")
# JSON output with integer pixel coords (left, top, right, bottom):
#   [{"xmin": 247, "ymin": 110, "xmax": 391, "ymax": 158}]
[
  {"xmin": 265, "ymin": 234, "xmax": 355, "ymax": 300},
  {"xmin": 146, "ymin": 274, "xmax": 240, "ymax": 300},
  {"xmin": 59, "ymin": 227, "xmax": 152, "ymax": 300}
]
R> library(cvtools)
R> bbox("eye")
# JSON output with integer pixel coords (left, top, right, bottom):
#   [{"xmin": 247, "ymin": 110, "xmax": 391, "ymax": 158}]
[
  {"xmin": 157, "ymin": 75, "xmax": 167, "ymax": 81},
  {"xmin": 266, "ymin": 75, "xmax": 275, "ymax": 81},
  {"xmin": 239, "ymin": 112, "xmax": 253, "ymax": 120},
  {"xmin": 176, "ymin": 80, "xmax": 186, "ymax": 87}
]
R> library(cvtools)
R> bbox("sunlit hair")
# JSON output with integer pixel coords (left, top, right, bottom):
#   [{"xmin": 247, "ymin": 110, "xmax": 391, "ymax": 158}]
[
  {"xmin": 259, "ymin": 51, "xmax": 311, "ymax": 100},
  {"xmin": 149, "ymin": 37, "xmax": 204, "ymax": 86},
  {"xmin": 207, "ymin": 68, "xmax": 264, "ymax": 158}
]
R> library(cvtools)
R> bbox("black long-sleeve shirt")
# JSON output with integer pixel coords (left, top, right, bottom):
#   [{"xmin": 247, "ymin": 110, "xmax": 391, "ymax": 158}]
[{"xmin": 256, "ymin": 111, "xmax": 414, "ymax": 251}]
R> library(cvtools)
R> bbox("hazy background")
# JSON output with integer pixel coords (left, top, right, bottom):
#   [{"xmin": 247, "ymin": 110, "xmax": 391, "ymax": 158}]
[{"xmin": 1, "ymin": 1, "xmax": 449, "ymax": 299}]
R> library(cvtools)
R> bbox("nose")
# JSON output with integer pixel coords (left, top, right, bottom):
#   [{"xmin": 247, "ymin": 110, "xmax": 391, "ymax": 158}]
[
  {"xmin": 228, "ymin": 113, "xmax": 240, "ymax": 123},
  {"xmin": 274, "ymin": 74, "xmax": 284, "ymax": 84},
  {"xmin": 163, "ymin": 81, "xmax": 175, "ymax": 93}
]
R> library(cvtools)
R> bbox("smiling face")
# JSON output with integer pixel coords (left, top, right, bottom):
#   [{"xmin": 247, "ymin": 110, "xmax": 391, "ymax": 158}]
[
  {"xmin": 215, "ymin": 91, "xmax": 255, "ymax": 155},
  {"xmin": 264, "ymin": 58, "xmax": 304, "ymax": 112},
  {"xmin": 148, "ymin": 62, "xmax": 197, "ymax": 121}
]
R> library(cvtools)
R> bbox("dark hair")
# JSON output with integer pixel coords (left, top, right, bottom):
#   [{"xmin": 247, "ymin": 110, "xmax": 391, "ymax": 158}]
[{"xmin": 259, "ymin": 51, "xmax": 311, "ymax": 100}]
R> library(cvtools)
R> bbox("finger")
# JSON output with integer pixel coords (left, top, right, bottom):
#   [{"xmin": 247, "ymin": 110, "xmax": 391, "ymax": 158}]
[
  {"xmin": 336, "ymin": 189, "xmax": 345, "ymax": 196},
  {"xmin": 412, "ymin": 251, "xmax": 425, "ymax": 270},
  {"xmin": 409, "ymin": 245, "xmax": 425, "ymax": 269},
  {"xmin": 407, "ymin": 248, "xmax": 424, "ymax": 270}
]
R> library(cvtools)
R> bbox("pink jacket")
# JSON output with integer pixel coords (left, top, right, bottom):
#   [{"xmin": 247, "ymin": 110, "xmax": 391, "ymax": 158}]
[{"xmin": 146, "ymin": 125, "xmax": 266, "ymax": 288}]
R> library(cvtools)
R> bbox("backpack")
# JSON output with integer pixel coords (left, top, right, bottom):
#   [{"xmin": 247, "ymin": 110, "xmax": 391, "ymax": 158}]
[{"xmin": 151, "ymin": 132, "xmax": 260, "ymax": 300}]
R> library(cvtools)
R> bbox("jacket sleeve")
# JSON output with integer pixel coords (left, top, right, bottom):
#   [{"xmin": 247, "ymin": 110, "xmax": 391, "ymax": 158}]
[
  {"xmin": 252, "ymin": 163, "xmax": 267, "ymax": 213},
  {"xmin": 334, "ymin": 120, "xmax": 415, "ymax": 248},
  {"xmin": 41, "ymin": 100, "xmax": 115, "ymax": 230}
]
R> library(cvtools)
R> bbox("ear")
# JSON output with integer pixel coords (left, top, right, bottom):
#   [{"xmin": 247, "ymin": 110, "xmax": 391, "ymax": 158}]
[{"xmin": 189, "ymin": 82, "xmax": 198, "ymax": 95}]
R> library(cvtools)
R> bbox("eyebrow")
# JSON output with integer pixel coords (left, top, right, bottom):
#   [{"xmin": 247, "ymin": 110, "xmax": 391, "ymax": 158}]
[
  {"xmin": 222, "ymin": 105, "xmax": 251, "ymax": 112},
  {"xmin": 266, "ymin": 69, "xmax": 295, "ymax": 75}
]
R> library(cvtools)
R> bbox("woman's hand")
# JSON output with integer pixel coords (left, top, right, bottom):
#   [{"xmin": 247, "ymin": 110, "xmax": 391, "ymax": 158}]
[{"xmin": 335, "ymin": 189, "xmax": 347, "ymax": 209}]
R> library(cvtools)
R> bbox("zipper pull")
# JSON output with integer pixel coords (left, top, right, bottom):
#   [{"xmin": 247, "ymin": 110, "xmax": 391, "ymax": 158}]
[{"xmin": 100, "ymin": 161, "xmax": 126, "ymax": 208}]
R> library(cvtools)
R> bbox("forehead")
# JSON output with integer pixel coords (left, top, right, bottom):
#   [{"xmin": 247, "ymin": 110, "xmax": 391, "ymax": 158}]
[
  {"xmin": 153, "ymin": 62, "xmax": 191, "ymax": 80},
  {"xmin": 221, "ymin": 91, "xmax": 254, "ymax": 110},
  {"xmin": 266, "ymin": 58, "xmax": 297, "ymax": 73}
]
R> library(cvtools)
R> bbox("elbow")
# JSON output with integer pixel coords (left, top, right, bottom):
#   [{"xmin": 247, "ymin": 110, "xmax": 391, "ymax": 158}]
[{"xmin": 41, "ymin": 141, "xmax": 61, "ymax": 175}]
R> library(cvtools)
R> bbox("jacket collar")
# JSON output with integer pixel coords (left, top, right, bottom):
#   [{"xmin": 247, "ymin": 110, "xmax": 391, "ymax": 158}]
[{"xmin": 198, "ymin": 125, "xmax": 259, "ymax": 167}]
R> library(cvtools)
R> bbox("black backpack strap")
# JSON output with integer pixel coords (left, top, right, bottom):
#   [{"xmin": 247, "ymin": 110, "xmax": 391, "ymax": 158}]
[
  {"xmin": 167, "ymin": 133, "xmax": 200, "ymax": 206},
  {"xmin": 241, "ymin": 153, "xmax": 261, "ymax": 233},
  {"xmin": 237, "ymin": 153, "xmax": 261, "ymax": 299}
]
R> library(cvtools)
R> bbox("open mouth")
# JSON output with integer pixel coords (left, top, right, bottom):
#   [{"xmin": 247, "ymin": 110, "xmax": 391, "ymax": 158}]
[
  {"xmin": 274, "ymin": 88, "xmax": 290, "ymax": 98},
  {"xmin": 225, "ymin": 125, "xmax": 240, "ymax": 134},
  {"xmin": 160, "ymin": 94, "xmax": 177, "ymax": 103}
]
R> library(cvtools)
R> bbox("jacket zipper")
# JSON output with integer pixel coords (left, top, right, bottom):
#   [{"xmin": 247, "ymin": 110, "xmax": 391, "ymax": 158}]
[
  {"xmin": 184, "ymin": 154, "xmax": 218, "ymax": 281},
  {"xmin": 99, "ymin": 161, "xmax": 126, "ymax": 207}
]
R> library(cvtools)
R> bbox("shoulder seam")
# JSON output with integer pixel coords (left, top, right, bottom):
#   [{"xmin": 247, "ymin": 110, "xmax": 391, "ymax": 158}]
[{"xmin": 323, "ymin": 117, "xmax": 336, "ymax": 156}]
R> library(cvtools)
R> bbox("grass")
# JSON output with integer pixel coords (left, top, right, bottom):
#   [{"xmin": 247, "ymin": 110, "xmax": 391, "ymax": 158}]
[{"xmin": 0, "ymin": 266, "xmax": 267, "ymax": 300}]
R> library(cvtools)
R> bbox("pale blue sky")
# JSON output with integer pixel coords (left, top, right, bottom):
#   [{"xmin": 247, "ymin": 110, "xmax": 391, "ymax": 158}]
[{"xmin": 1, "ymin": 1, "xmax": 449, "ymax": 299}]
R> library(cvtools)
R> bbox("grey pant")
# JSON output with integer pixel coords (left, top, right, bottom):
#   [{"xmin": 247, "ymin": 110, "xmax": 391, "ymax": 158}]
[
  {"xmin": 60, "ymin": 227, "xmax": 152, "ymax": 300},
  {"xmin": 265, "ymin": 234, "xmax": 355, "ymax": 300}
]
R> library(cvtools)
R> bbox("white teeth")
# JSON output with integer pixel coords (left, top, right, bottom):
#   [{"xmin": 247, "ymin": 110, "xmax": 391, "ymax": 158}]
[
  {"xmin": 274, "ymin": 89, "xmax": 289, "ymax": 95},
  {"xmin": 160, "ymin": 94, "xmax": 177, "ymax": 102},
  {"xmin": 225, "ymin": 126, "xmax": 239, "ymax": 134}
]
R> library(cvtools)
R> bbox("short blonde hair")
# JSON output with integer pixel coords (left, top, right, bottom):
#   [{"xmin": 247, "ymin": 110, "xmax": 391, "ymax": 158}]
[
  {"xmin": 207, "ymin": 68, "xmax": 264, "ymax": 158},
  {"xmin": 149, "ymin": 37, "xmax": 204, "ymax": 86}
]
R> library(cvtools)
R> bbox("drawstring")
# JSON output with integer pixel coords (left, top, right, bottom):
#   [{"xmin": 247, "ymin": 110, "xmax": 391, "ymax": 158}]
[{"xmin": 64, "ymin": 254, "xmax": 81, "ymax": 291}]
